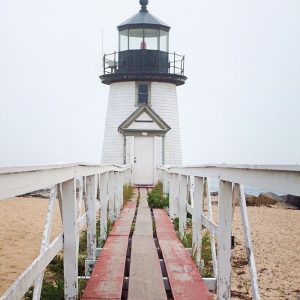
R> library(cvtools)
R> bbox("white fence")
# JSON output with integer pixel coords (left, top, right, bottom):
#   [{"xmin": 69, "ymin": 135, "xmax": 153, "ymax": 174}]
[
  {"xmin": 158, "ymin": 164, "xmax": 300, "ymax": 300},
  {"xmin": 0, "ymin": 164, "xmax": 131, "ymax": 300}
]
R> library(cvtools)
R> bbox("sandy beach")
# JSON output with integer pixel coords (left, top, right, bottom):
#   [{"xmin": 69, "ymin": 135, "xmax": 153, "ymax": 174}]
[
  {"xmin": 0, "ymin": 196, "xmax": 299, "ymax": 299},
  {"xmin": 0, "ymin": 197, "xmax": 62, "ymax": 295}
]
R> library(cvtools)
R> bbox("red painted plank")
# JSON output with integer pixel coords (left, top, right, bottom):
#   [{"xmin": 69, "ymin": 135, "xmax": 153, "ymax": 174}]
[
  {"xmin": 82, "ymin": 202, "xmax": 136, "ymax": 299},
  {"xmin": 82, "ymin": 235, "xmax": 128, "ymax": 299},
  {"xmin": 110, "ymin": 202, "xmax": 136, "ymax": 236},
  {"xmin": 153, "ymin": 209, "xmax": 212, "ymax": 300}
]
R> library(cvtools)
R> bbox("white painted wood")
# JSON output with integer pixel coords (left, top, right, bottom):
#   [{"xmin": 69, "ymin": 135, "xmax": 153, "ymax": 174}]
[
  {"xmin": 0, "ymin": 164, "xmax": 130, "ymax": 201},
  {"xmin": 179, "ymin": 175, "xmax": 187, "ymax": 238},
  {"xmin": 86, "ymin": 175, "xmax": 97, "ymax": 261},
  {"xmin": 186, "ymin": 203, "xmax": 218, "ymax": 236},
  {"xmin": 119, "ymin": 171, "xmax": 124, "ymax": 208},
  {"xmin": 114, "ymin": 171, "xmax": 121, "ymax": 217},
  {"xmin": 0, "ymin": 235, "xmax": 63, "ymax": 300},
  {"xmin": 204, "ymin": 178, "xmax": 218, "ymax": 278},
  {"xmin": 107, "ymin": 171, "xmax": 115, "ymax": 223},
  {"xmin": 133, "ymin": 136, "xmax": 154, "ymax": 185},
  {"xmin": 169, "ymin": 173, "xmax": 175, "ymax": 218},
  {"xmin": 100, "ymin": 172, "xmax": 108, "ymax": 241},
  {"xmin": 238, "ymin": 184, "xmax": 261, "ymax": 300},
  {"xmin": 159, "ymin": 165, "xmax": 300, "ymax": 197},
  {"xmin": 217, "ymin": 180, "xmax": 233, "ymax": 300},
  {"xmin": 193, "ymin": 177, "xmax": 204, "ymax": 267},
  {"xmin": 203, "ymin": 278, "xmax": 217, "ymax": 291},
  {"xmin": 33, "ymin": 185, "xmax": 57, "ymax": 300},
  {"xmin": 173, "ymin": 173, "xmax": 180, "ymax": 217},
  {"xmin": 101, "ymin": 81, "xmax": 182, "ymax": 166},
  {"xmin": 163, "ymin": 170, "xmax": 169, "ymax": 195},
  {"xmin": 61, "ymin": 179, "xmax": 78, "ymax": 300}
]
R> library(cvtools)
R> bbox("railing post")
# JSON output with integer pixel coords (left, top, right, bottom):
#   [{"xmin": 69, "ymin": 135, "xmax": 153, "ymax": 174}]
[
  {"xmin": 163, "ymin": 170, "xmax": 169, "ymax": 195},
  {"xmin": 108, "ymin": 171, "xmax": 115, "ymax": 223},
  {"xmin": 217, "ymin": 180, "xmax": 233, "ymax": 300},
  {"xmin": 61, "ymin": 179, "xmax": 78, "ymax": 300},
  {"xmin": 169, "ymin": 173, "xmax": 175, "ymax": 218},
  {"xmin": 86, "ymin": 175, "xmax": 97, "ymax": 261},
  {"xmin": 114, "ymin": 171, "xmax": 121, "ymax": 217},
  {"xmin": 204, "ymin": 178, "xmax": 218, "ymax": 278},
  {"xmin": 33, "ymin": 185, "xmax": 57, "ymax": 300},
  {"xmin": 100, "ymin": 172, "xmax": 108, "ymax": 241},
  {"xmin": 193, "ymin": 176, "xmax": 204, "ymax": 268},
  {"xmin": 120, "ymin": 171, "xmax": 124, "ymax": 207},
  {"xmin": 238, "ymin": 184, "xmax": 261, "ymax": 300},
  {"xmin": 179, "ymin": 175, "xmax": 187, "ymax": 238},
  {"xmin": 173, "ymin": 173, "xmax": 180, "ymax": 217}
]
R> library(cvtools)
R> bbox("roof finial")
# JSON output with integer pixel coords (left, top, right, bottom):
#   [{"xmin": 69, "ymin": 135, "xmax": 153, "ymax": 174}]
[{"xmin": 140, "ymin": 0, "xmax": 148, "ymax": 12}]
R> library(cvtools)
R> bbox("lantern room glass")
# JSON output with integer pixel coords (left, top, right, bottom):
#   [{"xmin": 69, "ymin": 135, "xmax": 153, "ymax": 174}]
[
  {"xmin": 119, "ymin": 30, "xmax": 129, "ymax": 51},
  {"xmin": 129, "ymin": 29, "xmax": 143, "ymax": 50},
  {"xmin": 120, "ymin": 28, "xmax": 169, "ymax": 51},
  {"xmin": 159, "ymin": 30, "xmax": 169, "ymax": 52},
  {"xmin": 144, "ymin": 29, "xmax": 159, "ymax": 50}
]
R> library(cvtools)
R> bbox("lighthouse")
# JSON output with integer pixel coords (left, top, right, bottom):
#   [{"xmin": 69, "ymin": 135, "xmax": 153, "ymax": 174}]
[{"xmin": 101, "ymin": 0, "xmax": 187, "ymax": 186}]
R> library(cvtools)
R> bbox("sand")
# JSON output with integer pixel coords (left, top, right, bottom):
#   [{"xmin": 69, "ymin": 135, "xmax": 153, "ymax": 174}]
[
  {"xmin": 0, "ymin": 197, "xmax": 62, "ymax": 295},
  {"xmin": 210, "ymin": 199, "xmax": 300, "ymax": 300},
  {"xmin": 0, "ymin": 196, "xmax": 299, "ymax": 299}
]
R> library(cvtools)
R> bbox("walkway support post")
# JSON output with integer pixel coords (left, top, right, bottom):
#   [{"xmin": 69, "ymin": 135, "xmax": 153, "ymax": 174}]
[
  {"xmin": 86, "ymin": 175, "xmax": 97, "ymax": 261},
  {"xmin": 217, "ymin": 180, "xmax": 232, "ymax": 300},
  {"xmin": 193, "ymin": 176, "xmax": 204, "ymax": 268},
  {"xmin": 179, "ymin": 175, "xmax": 187, "ymax": 238},
  {"xmin": 100, "ymin": 172, "xmax": 108, "ymax": 241},
  {"xmin": 62, "ymin": 179, "xmax": 78, "ymax": 300}
]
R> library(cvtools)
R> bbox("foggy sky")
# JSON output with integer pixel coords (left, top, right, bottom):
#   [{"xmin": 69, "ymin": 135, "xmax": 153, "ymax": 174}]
[{"xmin": 0, "ymin": 0, "xmax": 300, "ymax": 167}]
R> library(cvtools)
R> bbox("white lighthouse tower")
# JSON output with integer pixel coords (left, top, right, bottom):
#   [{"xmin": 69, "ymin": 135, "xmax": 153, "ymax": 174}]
[{"xmin": 101, "ymin": 0, "xmax": 187, "ymax": 186}]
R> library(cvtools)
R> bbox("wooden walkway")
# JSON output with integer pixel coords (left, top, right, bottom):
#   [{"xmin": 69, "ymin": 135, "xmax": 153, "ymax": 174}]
[{"xmin": 82, "ymin": 188, "xmax": 211, "ymax": 300}]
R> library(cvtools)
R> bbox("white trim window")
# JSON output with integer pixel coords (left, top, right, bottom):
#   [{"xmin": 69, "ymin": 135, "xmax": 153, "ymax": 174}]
[{"xmin": 136, "ymin": 82, "xmax": 151, "ymax": 105}]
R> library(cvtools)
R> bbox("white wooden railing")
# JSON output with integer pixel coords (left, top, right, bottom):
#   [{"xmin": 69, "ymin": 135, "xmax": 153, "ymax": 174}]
[
  {"xmin": 0, "ymin": 163, "xmax": 132, "ymax": 300},
  {"xmin": 157, "ymin": 164, "xmax": 300, "ymax": 300}
]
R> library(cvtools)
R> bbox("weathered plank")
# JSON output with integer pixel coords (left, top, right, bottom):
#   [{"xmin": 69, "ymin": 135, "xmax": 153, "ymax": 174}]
[
  {"xmin": 128, "ymin": 236, "xmax": 167, "ymax": 300},
  {"xmin": 82, "ymin": 201, "xmax": 136, "ymax": 299},
  {"xmin": 81, "ymin": 235, "xmax": 128, "ymax": 299},
  {"xmin": 154, "ymin": 209, "xmax": 212, "ymax": 300},
  {"xmin": 109, "ymin": 202, "xmax": 136, "ymax": 236},
  {"xmin": 128, "ymin": 188, "xmax": 167, "ymax": 300}
]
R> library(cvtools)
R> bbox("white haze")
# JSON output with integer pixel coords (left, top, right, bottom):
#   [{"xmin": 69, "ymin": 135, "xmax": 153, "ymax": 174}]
[{"xmin": 0, "ymin": 0, "xmax": 299, "ymax": 167}]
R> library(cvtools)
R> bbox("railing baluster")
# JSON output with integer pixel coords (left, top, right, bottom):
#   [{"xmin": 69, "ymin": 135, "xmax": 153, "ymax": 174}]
[
  {"xmin": 193, "ymin": 176, "xmax": 204, "ymax": 268},
  {"xmin": 179, "ymin": 175, "xmax": 187, "ymax": 238},
  {"xmin": 204, "ymin": 178, "xmax": 218, "ymax": 278},
  {"xmin": 33, "ymin": 185, "xmax": 57, "ymax": 300},
  {"xmin": 61, "ymin": 179, "xmax": 78, "ymax": 300},
  {"xmin": 108, "ymin": 171, "xmax": 115, "ymax": 223},
  {"xmin": 217, "ymin": 180, "xmax": 233, "ymax": 300},
  {"xmin": 86, "ymin": 175, "xmax": 97, "ymax": 261},
  {"xmin": 100, "ymin": 172, "xmax": 108, "ymax": 241},
  {"xmin": 238, "ymin": 184, "xmax": 261, "ymax": 300}
]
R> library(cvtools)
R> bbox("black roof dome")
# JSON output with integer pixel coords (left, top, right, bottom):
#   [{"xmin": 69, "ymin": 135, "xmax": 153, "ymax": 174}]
[{"xmin": 118, "ymin": 0, "xmax": 170, "ymax": 31}]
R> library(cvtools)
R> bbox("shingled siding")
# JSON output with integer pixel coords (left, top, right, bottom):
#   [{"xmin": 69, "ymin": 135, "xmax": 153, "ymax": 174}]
[{"xmin": 101, "ymin": 81, "xmax": 182, "ymax": 166}]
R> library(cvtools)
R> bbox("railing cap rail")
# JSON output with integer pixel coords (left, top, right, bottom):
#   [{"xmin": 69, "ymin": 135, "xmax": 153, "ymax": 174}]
[{"xmin": 159, "ymin": 164, "xmax": 300, "ymax": 173}]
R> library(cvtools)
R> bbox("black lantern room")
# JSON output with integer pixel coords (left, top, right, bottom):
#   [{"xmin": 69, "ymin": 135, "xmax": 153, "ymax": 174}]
[{"xmin": 100, "ymin": 0, "xmax": 187, "ymax": 86}]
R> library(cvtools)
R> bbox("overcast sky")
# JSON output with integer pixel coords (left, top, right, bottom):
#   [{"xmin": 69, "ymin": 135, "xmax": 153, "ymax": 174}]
[{"xmin": 0, "ymin": 0, "xmax": 299, "ymax": 167}]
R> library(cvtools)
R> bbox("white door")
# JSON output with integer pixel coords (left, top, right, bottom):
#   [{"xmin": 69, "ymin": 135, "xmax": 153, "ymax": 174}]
[{"xmin": 133, "ymin": 137, "xmax": 154, "ymax": 185}]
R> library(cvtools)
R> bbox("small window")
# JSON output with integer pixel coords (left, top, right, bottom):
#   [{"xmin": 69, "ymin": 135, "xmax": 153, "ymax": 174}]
[{"xmin": 137, "ymin": 83, "xmax": 150, "ymax": 105}]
